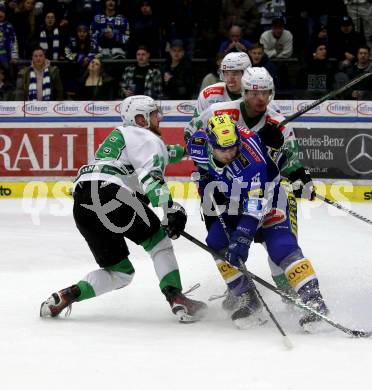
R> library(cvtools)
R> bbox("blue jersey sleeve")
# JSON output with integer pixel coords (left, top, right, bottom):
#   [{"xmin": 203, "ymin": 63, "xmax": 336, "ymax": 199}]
[{"xmin": 238, "ymin": 133, "xmax": 278, "ymax": 221}]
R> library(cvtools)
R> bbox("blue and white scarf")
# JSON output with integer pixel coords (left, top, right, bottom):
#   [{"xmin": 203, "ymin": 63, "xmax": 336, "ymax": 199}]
[
  {"xmin": 40, "ymin": 28, "xmax": 60, "ymax": 60},
  {"xmin": 28, "ymin": 66, "xmax": 51, "ymax": 101}
]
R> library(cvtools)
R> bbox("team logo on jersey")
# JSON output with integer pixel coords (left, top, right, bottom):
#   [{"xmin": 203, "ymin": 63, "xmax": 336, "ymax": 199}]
[
  {"xmin": 243, "ymin": 198, "xmax": 263, "ymax": 214},
  {"xmin": 236, "ymin": 153, "xmax": 250, "ymax": 168},
  {"xmin": 191, "ymin": 137, "xmax": 206, "ymax": 146},
  {"xmin": 262, "ymin": 208, "xmax": 286, "ymax": 228},
  {"xmin": 203, "ymin": 86, "xmax": 225, "ymax": 99},
  {"xmin": 213, "ymin": 108, "xmax": 240, "ymax": 122}
]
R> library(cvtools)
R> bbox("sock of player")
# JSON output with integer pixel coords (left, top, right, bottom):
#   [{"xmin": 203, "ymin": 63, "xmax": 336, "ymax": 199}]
[{"xmin": 76, "ymin": 258, "xmax": 135, "ymax": 301}]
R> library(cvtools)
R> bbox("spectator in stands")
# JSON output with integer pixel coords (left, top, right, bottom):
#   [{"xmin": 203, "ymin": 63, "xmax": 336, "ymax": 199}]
[
  {"xmin": 256, "ymin": 0, "xmax": 286, "ymax": 32},
  {"xmin": 65, "ymin": 23, "xmax": 98, "ymax": 71},
  {"xmin": 14, "ymin": 46, "xmax": 64, "ymax": 101},
  {"xmin": 163, "ymin": 0, "xmax": 198, "ymax": 58},
  {"xmin": 77, "ymin": 56, "xmax": 115, "ymax": 100},
  {"xmin": 299, "ymin": 43, "xmax": 336, "ymax": 98},
  {"xmin": 36, "ymin": 0, "xmax": 75, "ymax": 37},
  {"xmin": 0, "ymin": 63, "xmax": 14, "ymax": 100},
  {"xmin": 199, "ymin": 53, "xmax": 224, "ymax": 91},
  {"xmin": 39, "ymin": 12, "xmax": 66, "ymax": 60},
  {"xmin": 343, "ymin": 0, "xmax": 372, "ymax": 50},
  {"xmin": 162, "ymin": 39, "xmax": 194, "ymax": 99},
  {"xmin": 120, "ymin": 45, "xmax": 162, "ymax": 99},
  {"xmin": 218, "ymin": 24, "xmax": 252, "ymax": 55},
  {"xmin": 12, "ymin": 0, "xmax": 40, "ymax": 59},
  {"xmin": 219, "ymin": 0, "xmax": 260, "ymax": 41},
  {"xmin": 64, "ymin": 23, "xmax": 98, "ymax": 99},
  {"xmin": 193, "ymin": 0, "xmax": 222, "ymax": 58},
  {"xmin": 332, "ymin": 16, "xmax": 366, "ymax": 69},
  {"xmin": 91, "ymin": 0, "xmax": 130, "ymax": 59},
  {"xmin": 0, "ymin": 3, "xmax": 18, "ymax": 73},
  {"xmin": 260, "ymin": 17, "xmax": 293, "ymax": 58},
  {"xmin": 336, "ymin": 45, "xmax": 372, "ymax": 99},
  {"xmin": 130, "ymin": 1, "xmax": 162, "ymax": 58},
  {"xmin": 348, "ymin": 47, "xmax": 372, "ymax": 99},
  {"xmin": 301, "ymin": 1, "xmax": 329, "ymax": 40},
  {"xmin": 247, "ymin": 42, "xmax": 278, "ymax": 87},
  {"xmin": 309, "ymin": 23, "xmax": 329, "ymax": 50}
]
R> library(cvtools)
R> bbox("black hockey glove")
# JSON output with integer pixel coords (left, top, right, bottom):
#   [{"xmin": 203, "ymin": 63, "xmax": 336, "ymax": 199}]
[
  {"xmin": 162, "ymin": 202, "xmax": 187, "ymax": 239},
  {"xmin": 257, "ymin": 117, "xmax": 284, "ymax": 150},
  {"xmin": 288, "ymin": 167, "xmax": 316, "ymax": 201}
]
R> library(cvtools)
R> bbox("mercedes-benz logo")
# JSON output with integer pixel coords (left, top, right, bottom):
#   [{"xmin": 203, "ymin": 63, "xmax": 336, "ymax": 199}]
[{"xmin": 345, "ymin": 134, "xmax": 372, "ymax": 175}]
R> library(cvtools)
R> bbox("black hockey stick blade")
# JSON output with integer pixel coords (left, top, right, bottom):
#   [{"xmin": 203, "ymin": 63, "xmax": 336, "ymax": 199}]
[{"xmin": 349, "ymin": 330, "xmax": 372, "ymax": 338}]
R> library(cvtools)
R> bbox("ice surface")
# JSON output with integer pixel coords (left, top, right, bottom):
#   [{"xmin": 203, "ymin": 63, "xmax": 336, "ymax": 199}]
[{"xmin": 1, "ymin": 198, "xmax": 372, "ymax": 390}]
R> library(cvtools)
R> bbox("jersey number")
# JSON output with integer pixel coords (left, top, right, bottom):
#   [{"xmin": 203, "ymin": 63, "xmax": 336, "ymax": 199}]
[
  {"xmin": 153, "ymin": 154, "xmax": 165, "ymax": 171},
  {"xmin": 95, "ymin": 130, "xmax": 125, "ymax": 160}
]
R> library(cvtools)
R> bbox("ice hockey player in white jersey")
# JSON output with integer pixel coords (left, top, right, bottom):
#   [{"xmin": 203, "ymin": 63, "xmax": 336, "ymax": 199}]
[
  {"xmin": 186, "ymin": 52, "xmax": 281, "ymax": 141},
  {"xmin": 40, "ymin": 95, "xmax": 207, "ymax": 323},
  {"xmin": 187, "ymin": 68, "xmax": 320, "ymax": 308},
  {"xmin": 198, "ymin": 52, "xmax": 252, "ymax": 112},
  {"xmin": 186, "ymin": 52, "xmax": 251, "ymax": 140}
]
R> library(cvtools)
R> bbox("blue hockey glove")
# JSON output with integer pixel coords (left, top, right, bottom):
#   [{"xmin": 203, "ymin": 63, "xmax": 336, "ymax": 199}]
[{"xmin": 226, "ymin": 230, "xmax": 253, "ymax": 268}]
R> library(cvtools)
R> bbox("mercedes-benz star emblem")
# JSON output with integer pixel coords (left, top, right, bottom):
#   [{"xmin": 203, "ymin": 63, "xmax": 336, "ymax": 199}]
[{"xmin": 345, "ymin": 134, "xmax": 372, "ymax": 175}]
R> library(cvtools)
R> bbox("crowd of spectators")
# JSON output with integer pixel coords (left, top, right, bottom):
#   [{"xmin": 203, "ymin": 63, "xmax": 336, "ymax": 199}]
[{"xmin": 0, "ymin": 0, "xmax": 372, "ymax": 101}]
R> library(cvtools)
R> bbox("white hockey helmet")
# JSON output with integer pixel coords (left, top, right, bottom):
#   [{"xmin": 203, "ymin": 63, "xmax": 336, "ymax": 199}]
[
  {"xmin": 220, "ymin": 52, "xmax": 252, "ymax": 80},
  {"xmin": 241, "ymin": 67, "xmax": 275, "ymax": 102},
  {"xmin": 120, "ymin": 95, "xmax": 161, "ymax": 128}
]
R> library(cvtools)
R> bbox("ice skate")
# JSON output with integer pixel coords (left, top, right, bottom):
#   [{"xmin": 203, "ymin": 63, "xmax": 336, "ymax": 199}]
[
  {"xmin": 40, "ymin": 285, "xmax": 81, "ymax": 318},
  {"xmin": 231, "ymin": 289, "xmax": 265, "ymax": 329},
  {"xmin": 221, "ymin": 289, "xmax": 239, "ymax": 312},
  {"xmin": 163, "ymin": 287, "xmax": 208, "ymax": 323},
  {"xmin": 299, "ymin": 298, "xmax": 329, "ymax": 333},
  {"xmin": 298, "ymin": 281, "xmax": 329, "ymax": 333}
]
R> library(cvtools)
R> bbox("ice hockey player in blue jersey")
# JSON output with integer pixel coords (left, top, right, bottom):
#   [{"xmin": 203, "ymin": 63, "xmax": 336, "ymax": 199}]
[{"xmin": 188, "ymin": 114, "xmax": 328, "ymax": 330}]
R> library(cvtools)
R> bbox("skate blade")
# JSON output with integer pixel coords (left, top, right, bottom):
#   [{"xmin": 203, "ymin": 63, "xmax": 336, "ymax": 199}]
[
  {"xmin": 40, "ymin": 302, "xmax": 52, "ymax": 318},
  {"xmin": 301, "ymin": 319, "xmax": 328, "ymax": 334},
  {"xmin": 176, "ymin": 307, "xmax": 207, "ymax": 323},
  {"xmin": 233, "ymin": 311, "xmax": 267, "ymax": 330}
]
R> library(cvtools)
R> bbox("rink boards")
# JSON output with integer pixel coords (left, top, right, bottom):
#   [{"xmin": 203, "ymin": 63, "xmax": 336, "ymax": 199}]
[
  {"xmin": 0, "ymin": 100, "xmax": 371, "ymax": 201},
  {"xmin": 0, "ymin": 180, "xmax": 371, "ymax": 203}
]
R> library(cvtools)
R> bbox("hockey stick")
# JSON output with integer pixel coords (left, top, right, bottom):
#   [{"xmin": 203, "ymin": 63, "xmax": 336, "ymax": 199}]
[
  {"xmin": 180, "ymin": 230, "xmax": 371, "ymax": 338},
  {"xmin": 315, "ymin": 193, "xmax": 372, "ymax": 227},
  {"xmin": 209, "ymin": 194, "xmax": 293, "ymax": 349},
  {"xmin": 280, "ymin": 72, "xmax": 372, "ymax": 126}
]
